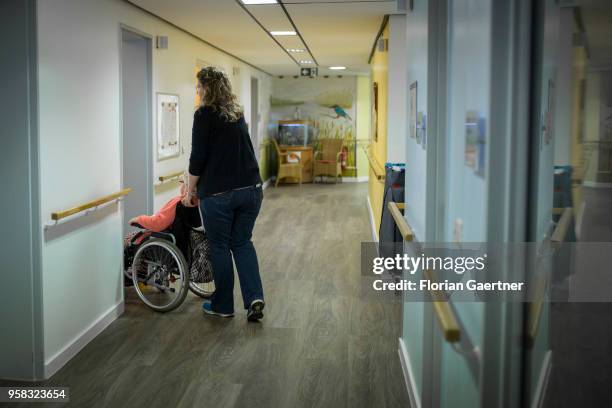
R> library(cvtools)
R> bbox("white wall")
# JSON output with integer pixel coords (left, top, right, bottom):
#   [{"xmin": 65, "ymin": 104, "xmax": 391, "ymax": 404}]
[
  {"xmin": 437, "ymin": 2, "xmax": 492, "ymax": 406},
  {"xmin": 37, "ymin": 0, "xmax": 271, "ymax": 378},
  {"xmin": 404, "ymin": 3, "xmax": 429, "ymax": 242},
  {"xmin": 387, "ymin": 15, "xmax": 407, "ymax": 164}
]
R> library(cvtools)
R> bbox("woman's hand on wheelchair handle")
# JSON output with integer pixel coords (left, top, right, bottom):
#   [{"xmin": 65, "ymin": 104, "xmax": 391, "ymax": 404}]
[{"xmin": 182, "ymin": 192, "xmax": 198, "ymax": 207}]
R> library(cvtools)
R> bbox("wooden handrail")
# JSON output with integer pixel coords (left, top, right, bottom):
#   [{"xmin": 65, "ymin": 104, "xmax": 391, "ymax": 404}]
[
  {"xmin": 551, "ymin": 207, "xmax": 572, "ymax": 243},
  {"xmin": 424, "ymin": 269, "xmax": 461, "ymax": 343},
  {"xmin": 388, "ymin": 202, "xmax": 413, "ymax": 241},
  {"xmin": 526, "ymin": 271, "xmax": 547, "ymax": 348},
  {"xmin": 158, "ymin": 170, "xmax": 184, "ymax": 183},
  {"xmin": 51, "ymin": 188, "xmax": 132, "ymax": 221},
  {"xmin": 363, "ymin": 145, "xmax": 385, "ymax": 181},
  {"xmin": 526, "ymin": 206, "xmax": 571, "ymax": 345}
]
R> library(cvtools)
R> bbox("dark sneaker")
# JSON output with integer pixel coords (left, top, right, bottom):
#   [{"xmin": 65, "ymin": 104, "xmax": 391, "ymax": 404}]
[
  {"xmin": 202, "ymin": 302, "xmax": 234, "ymax": 318},
  {"xmin": 247, "ymin": 299, "xmax": 265, "ymax": 322}
]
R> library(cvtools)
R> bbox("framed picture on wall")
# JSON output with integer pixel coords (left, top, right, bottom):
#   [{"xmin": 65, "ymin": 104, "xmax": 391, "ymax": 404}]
[
  {"xmin": 464, "ymin": 110, "xmax": 486, "ymax": 178},
  {"xmin": 372, "ymin": 81, "xmax": 379, "ymax": 142},
  {"xmin": 409, "ymin": 81, "xmax": 417, "ymax": 140},
  {"xmin": 157, "ymin": 93, "xmax": 180, "ymax": 161}
]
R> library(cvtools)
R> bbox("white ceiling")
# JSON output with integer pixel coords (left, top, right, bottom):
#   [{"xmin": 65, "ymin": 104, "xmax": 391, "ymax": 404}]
[{"xmin": 128, "ymin": 0, "xmax": 400, "ymax": 76}]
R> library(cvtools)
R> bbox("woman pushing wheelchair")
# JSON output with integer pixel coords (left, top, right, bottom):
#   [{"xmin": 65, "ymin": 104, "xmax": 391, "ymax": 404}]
[{"xmin": 182, "ymin": 67, "xmax": 265, "ymax": 322}]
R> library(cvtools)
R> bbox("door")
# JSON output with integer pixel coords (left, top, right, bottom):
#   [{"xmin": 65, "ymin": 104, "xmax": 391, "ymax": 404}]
[
  {"xmin": 121, "ymin": 28, "xmax": 153, "ymax": 234},
  {"xmin": 524, "ymin": 1, "xmax": 612, "ymax": 406},
  {"xmin": 429, "ymin": 1, "xmax": 494, "ymax": 406},
  {"xmin": 426, "ymin": 0, "xmax": 532, "ymax": 406},
  {"xmin": 250, "ymin": 77, "xmax": 260, "ymax": 160}
]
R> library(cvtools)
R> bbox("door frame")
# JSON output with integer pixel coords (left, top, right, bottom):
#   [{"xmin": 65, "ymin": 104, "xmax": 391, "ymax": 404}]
[
  {"xmin": 118, "ymin": 24, "xmax": 154, "ymax": 217},
  {"xmin": 250, "ymin": 76, "xmax": 260, "ymax": 160},
  {"xmin": 424, "ymin": 0, "xmax": 449, "ymax": 406},
  {"xmin": 480, "ymin": 0, "xmax": 533, "ymax": 406}
]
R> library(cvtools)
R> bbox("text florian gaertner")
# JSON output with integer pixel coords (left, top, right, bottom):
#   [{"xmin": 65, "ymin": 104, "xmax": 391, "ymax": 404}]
[{"xmin": 371, "ymin": 253, "xmax": 525, "ymax": 292}]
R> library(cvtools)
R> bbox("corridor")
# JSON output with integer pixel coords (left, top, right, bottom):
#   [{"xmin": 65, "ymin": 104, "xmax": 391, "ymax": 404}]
[
  {"xmin": 6, "ymin": 184, "xmax": 409, "ymax": 408},
  {"xmin": 4, "ymin": 0, "xmax": 612, "ymax": 406}
]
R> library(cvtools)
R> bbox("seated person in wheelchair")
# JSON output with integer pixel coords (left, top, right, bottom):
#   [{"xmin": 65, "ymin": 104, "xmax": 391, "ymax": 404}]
[
  {"xmin": 124, "ymin": 175, "xmax": 201, "ymax": 243},
  {"xmin": 128, "ymin": 175, "xmax": 191, "ymax": 230},
  {"xmin": 123, "ymin": 175, "xmax": 208, "ymax": 287}
]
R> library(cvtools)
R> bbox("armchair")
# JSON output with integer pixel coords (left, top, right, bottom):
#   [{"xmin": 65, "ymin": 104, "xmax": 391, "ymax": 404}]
[
  {"xmin": 313, "ymin": 138, "xmax": 344, "ymax": 183},
  {"xmin": 271, "ymin": 139, "xmax": 303, "ymax": 187}
]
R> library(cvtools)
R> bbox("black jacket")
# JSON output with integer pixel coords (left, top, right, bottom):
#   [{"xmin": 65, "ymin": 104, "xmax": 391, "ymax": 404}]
[{"xmin": 188, "ymin": 106, "xmax": 261, "ymax": 198}]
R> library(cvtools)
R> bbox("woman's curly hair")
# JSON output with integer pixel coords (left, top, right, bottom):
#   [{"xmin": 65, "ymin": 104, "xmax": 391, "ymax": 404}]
[{"xmin": 197, "ymin": 67, "xmax": 243, "ymax": 122}]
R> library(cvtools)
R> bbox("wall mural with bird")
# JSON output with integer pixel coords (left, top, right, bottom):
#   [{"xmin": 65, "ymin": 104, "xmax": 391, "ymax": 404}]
[{"xmin": 269, "ymin": 77, "xmax": 358, "ymax": 177}]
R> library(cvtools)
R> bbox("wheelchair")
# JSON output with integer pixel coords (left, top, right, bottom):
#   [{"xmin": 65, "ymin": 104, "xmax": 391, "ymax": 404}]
[{"xmin": 123, "ymin": 203, "xmax": 215, "ymax": 312}]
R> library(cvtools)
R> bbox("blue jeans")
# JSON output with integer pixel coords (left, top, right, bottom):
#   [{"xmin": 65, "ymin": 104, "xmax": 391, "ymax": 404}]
[{"xmin": 200, "ymin": 185, "xmax": 264, "ymax": 314}]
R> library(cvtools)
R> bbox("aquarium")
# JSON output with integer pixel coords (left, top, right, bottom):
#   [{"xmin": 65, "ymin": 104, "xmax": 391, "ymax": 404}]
[{"xmin": 278, "ymin": 120, "xmax": 311, "ymax": 146}]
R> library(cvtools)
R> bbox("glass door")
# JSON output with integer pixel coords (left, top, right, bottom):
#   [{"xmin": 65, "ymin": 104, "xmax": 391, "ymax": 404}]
[{"xmin": 430, "ymin": 0, "xmax": 495, "ymax": 406}]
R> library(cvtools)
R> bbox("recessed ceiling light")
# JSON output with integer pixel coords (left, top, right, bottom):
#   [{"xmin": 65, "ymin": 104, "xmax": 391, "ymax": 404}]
[
  {"xmin": 329, "ymin": 66, "xmax": 346, "ymax": 70},
  {"xmin": 270, "ymin": 31, "xmax": 297, "ymax": 36},
  {"xmin": 241, "ymin": 0, "xmax": 277, "ymax": 4},
  {"xmin": 300, "ymin": 60, "xmax": 313, "ymax": 64},
  {"xmin": 287, "ymin": 48, "xmax": 305, "ymax": 53}
]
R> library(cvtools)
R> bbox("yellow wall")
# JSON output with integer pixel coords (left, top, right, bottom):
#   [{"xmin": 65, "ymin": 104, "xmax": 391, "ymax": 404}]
[
  {"xmin": 356, "ymin": 75, "xmax": 371, "ymax": 178},
  {"xmin": 570, "ymin": 46, "xmax": 586, "ymax": 209},
  {"xmin": 368, "ymin": 25, "xmax": 389, "ymax": 238}
]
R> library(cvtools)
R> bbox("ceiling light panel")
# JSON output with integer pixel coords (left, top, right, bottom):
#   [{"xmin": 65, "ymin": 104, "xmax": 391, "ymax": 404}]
[
  {"xmin": 241, "ymin": 0, "xmax": 278, "ymax": 4},
  {"xmin": 270, "ymin": 31, "xmax": 296, "ymax": 36}
]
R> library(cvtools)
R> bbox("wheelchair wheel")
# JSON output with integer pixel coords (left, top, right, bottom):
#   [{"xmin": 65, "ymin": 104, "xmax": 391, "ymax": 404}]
[
  {"xmin": 186, "ymin": 230, "xmax": 215, "ymax": 299},
  {"xmin": 189, "ymin": 280, "xmax": 215, "ymax": 299},
  {"xmin": 131, "ymin": 239, "xmax": 189, "ymax": 312}
]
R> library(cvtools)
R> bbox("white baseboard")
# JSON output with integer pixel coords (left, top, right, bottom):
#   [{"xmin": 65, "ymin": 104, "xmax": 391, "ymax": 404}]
[
  {"xmin": 342, "ymin": 176, "xmax": 369, "ymax": 182},
  {"xmin": 366, "ymin": 195, "xmax": 378, "ymax": 242},
  {"xmin": 44, "ymin": 301, "xmax": 124, "ymax": 379},
  {"xmin": 532, "ymin": 350, "xmax": 552, "ymax": 408},
  {"xmin": 262, "ymin": 177, "xmax": 274, "ymax": 190},
  {"xmin": 398, "ymin": 338, "xmax": 421, "ymax": 408}
]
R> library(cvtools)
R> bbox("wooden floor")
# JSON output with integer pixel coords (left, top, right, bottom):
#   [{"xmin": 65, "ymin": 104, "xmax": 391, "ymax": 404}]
[{"xmin": 5, "ymin": 183, "xmax": 410, "ymax": 408}]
